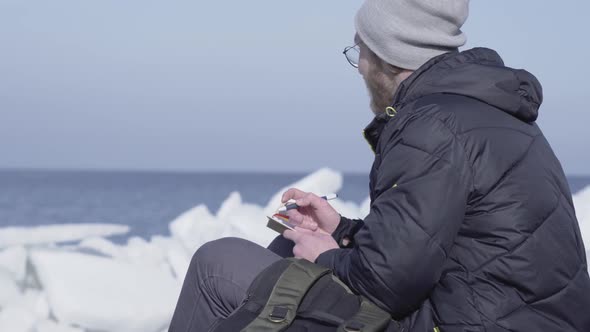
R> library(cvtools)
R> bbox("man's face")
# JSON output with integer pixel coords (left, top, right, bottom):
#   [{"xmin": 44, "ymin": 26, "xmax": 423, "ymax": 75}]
[{"xmin": 354, "ymin": 34, "xmax": 403, "ymax": 115}]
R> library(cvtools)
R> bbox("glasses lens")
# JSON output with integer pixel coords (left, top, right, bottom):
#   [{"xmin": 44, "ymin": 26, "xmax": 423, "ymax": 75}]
[{"xmin": 345, "ymin": 45, "xmax": 360, "ymax": 68}]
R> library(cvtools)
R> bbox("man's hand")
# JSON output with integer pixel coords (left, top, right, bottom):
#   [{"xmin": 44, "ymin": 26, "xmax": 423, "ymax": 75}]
[
  {"xmin": 281, "ymin": 188, "xmax": 341, "ymax": 234},
  {"xmin": 283, "ymin": 227, "xmax": 339, "ymax": 262}
]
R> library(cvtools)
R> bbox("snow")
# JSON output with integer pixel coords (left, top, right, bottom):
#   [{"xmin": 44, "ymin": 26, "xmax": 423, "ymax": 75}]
[
  {"xmin": 77, "ymin": 236, "xmax": 123, "ymax": 258},
  {"xmin": 360, "ymin": 196, "xmax": 371, "ymax": 218},
  {"xmin": 0, "ymin": 168, "xmax": 588, "ymax": 332},
  {"xmin": 29, "ymin": 249, "xmax": 179, "ymax": 332},
  {"xmin": 0, "ymin": 289, "xmax": 49, "ymax": 331},
  {"xmin": 0, "ymin": 246, "xmax": 27, "ymax": 283},
  {"xmin": 169, "ymin": 204, "xmax": 225, "ymax": 253},
  {"xmin": 35, "ymin": 320, "xmax": 84, "ymax": 332},
  {"xmin": 0, "ymin": 224, "xmax": 130, "ymax": 248},
  {"xmin": 0, "ymin": 305, "xmax": 37, "ymax": 332},
  {"xmin": 0, "ymin": 269, "xmax": 20, "ymax": 308}
]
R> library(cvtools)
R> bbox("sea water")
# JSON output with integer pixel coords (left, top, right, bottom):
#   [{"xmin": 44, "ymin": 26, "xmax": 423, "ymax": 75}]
[{"xmin": 0, "ymin": 169, "xmax": 372, "ymax": 241}]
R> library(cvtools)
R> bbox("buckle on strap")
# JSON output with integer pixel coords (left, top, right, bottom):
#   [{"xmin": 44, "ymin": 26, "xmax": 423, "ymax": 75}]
[{"xmin": 269, "ymin": 306, "xmax": 289, "ymax": 323}]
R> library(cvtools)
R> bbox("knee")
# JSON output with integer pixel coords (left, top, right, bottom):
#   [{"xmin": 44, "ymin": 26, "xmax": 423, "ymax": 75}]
[{"xmin": 190, "ymin": 237, "xmax": 252, "ymax": 269}]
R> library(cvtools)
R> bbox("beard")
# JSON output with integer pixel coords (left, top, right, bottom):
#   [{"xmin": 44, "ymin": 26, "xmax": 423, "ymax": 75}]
[{"xmin": 364, "ymin": 69, "xmax": 400, "ymax": 115}]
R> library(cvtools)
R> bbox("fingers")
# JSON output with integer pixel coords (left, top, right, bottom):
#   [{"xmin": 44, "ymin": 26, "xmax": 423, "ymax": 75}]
[
  {"xmin": 293, "ymin": 226, "xmax": 314, "ymax": 234},
  {"xmin": 282, "ymin": 189, "xmax": 326, "ymax": 210},
  {"xmin": 300, "ymin": 220, "xmax": 318, "ymax": 231},
  {"xmin": 281, "ymin": 188, "xmax": 307, "ymax": 203},
  {"xmin": 286, "ymin": 210, "xmax": 318, "ymax": 231},
  {"xmin": 292, "ymin": 245, "xmax": 303, "ymax": 258},
  {"xmin": 286, "ymin": 210, "xmax": 304, "ymax": 224},
  {"xmin": 282, "ymin": 229, "xmax": 301, "ymax": 242},
  {"xmin": 295, "ymin": 192, "xmax": 325, "ymax": 209},
  {"xmin": 286, "ymin": 228, "xmax": 309, "ymax": 259},
  {"xmin": 283, "ymin": 227, "xmax": 315, "ymax": 242}
]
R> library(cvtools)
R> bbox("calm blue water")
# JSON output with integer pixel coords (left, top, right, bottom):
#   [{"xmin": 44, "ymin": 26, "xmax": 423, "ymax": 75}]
[{"xmin": 1, "ymin": 170, "xmax": 589, "ymax": 241}]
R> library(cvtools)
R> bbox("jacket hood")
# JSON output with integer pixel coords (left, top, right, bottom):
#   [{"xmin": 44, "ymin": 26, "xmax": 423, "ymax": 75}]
[{"xmin": 391, "ymin": 47, "xmax": 543, "ymax": 123}]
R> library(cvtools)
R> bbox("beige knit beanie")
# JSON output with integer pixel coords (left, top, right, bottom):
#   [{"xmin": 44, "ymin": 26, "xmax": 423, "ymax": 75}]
[{"xmin": 355, "ymin": 0, "xmax": 470, "ymax": 70}]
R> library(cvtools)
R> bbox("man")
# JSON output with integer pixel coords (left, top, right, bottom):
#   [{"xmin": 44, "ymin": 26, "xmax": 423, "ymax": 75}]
[{"xmin": 170, "ymin": 0, "xmax": 590, "ymax": 331}]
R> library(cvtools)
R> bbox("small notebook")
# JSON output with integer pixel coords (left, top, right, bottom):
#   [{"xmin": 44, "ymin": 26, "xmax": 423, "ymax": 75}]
[{"xmin": 266, "ymin": 213, "xmax": 296, "ymax": 233}]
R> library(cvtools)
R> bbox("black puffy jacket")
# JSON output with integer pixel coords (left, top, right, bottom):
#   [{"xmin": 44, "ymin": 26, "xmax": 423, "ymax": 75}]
[{"xmin": 316, "ymin": 48, "xmax": 590, "ymax": 332}]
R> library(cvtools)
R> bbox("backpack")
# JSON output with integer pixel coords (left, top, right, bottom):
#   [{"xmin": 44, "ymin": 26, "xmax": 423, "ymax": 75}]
[{"xmin": 209, "ymin": 257, "xmax": 403, "ymax": 332}]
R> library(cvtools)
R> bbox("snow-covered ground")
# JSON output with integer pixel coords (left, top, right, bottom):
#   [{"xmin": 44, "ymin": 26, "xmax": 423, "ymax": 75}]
[{"xmin": 0, "ymin": 168, "xmax": 588, "ymax": 332}]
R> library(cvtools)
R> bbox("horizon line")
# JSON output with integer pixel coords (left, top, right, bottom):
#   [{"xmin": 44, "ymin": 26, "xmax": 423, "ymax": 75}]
[
  {"xmin": 0, "ymin": 166, "xmax": 371, "ymax": 176},
  {"xmin": 0, "ymin": 166, "xmax": 589, "ymax": 178}
]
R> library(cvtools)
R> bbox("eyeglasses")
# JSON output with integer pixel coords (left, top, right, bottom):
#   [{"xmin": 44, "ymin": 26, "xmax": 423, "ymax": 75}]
[{"xmin": 343, "ymin": 43, "xmax": 360, "ymax": 68}]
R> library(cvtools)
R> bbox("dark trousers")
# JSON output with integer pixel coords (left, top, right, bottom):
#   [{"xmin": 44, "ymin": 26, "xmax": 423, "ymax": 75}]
[{"xmin": 169, "ymin": 236, "xmax": 294, "ymax": 332}]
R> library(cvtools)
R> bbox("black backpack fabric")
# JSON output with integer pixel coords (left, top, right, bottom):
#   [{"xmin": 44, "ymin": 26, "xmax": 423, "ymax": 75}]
[{"xmin": 209, "ymin": 258, "xmax": 402, "ymax": 332}]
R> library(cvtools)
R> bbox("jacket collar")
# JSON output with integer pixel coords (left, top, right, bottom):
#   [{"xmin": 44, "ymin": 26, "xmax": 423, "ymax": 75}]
[
  {"xmin": 362, "ymin": 112, "xmax": 390, "ymax": 153},
  {"xmin": 390, "ymin": 50, "xmax": 458, "ymax": 109},
  {"xmin": 361, "ymin": 50, "xmax": 459, "ymax": 153}
]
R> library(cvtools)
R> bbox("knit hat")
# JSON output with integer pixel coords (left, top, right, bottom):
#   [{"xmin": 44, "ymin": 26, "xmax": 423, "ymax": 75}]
[{"xmin": 355, "ymin": 0, "xmax": 469, "ymax": 70}]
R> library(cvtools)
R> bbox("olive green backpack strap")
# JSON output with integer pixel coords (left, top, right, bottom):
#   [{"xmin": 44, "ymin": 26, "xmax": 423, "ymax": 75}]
[
  {"xmin": 337, "ymin": 297, "xmax": 393, "ymax": 332},
  {"xmin": 240, "ymin": 257, "xmax": 331, "ymax": 332}
]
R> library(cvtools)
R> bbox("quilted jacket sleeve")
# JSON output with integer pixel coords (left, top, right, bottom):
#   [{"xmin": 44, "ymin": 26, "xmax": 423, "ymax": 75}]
[
  {"xmin": 316, "ymin": 113, "xmax": 472, "ymax": 318},
  {"xmin": 331, "ymin": 216, "xmax": 364, "ymax": 248}
]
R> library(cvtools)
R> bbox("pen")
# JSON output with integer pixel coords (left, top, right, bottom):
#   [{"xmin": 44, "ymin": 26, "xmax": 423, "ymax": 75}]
[{"xmin": 278, "ymin": 193, "xmax": 338, "ymax": 213}]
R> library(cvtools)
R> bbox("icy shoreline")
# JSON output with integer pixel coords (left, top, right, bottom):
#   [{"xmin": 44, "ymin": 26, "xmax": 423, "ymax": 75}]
[{"xmin": 0, "ymin": 168, "xmax": 588, "ymax": 332}]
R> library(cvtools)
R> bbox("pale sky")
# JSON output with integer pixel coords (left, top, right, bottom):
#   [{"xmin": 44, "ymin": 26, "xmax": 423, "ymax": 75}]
[{"xmin": 1, "ymin": 1, "xmax": 588, "ymax": 174}]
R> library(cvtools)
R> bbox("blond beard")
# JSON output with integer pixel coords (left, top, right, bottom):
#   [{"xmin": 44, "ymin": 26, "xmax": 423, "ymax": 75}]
[
  {"xmin": 362, "ymin": 56, "xmax": 406, "ymax": 115},
  {"xmin": 359, "ymin": 43, "xmax": 412, "ymax": 115},
  {"xmin": 366, "ymin": 73, "xmax": 400, "ymax": 115},
  {"xmin": 367, "ymin": 68, "xmax": 415, "ymax": 115}
]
